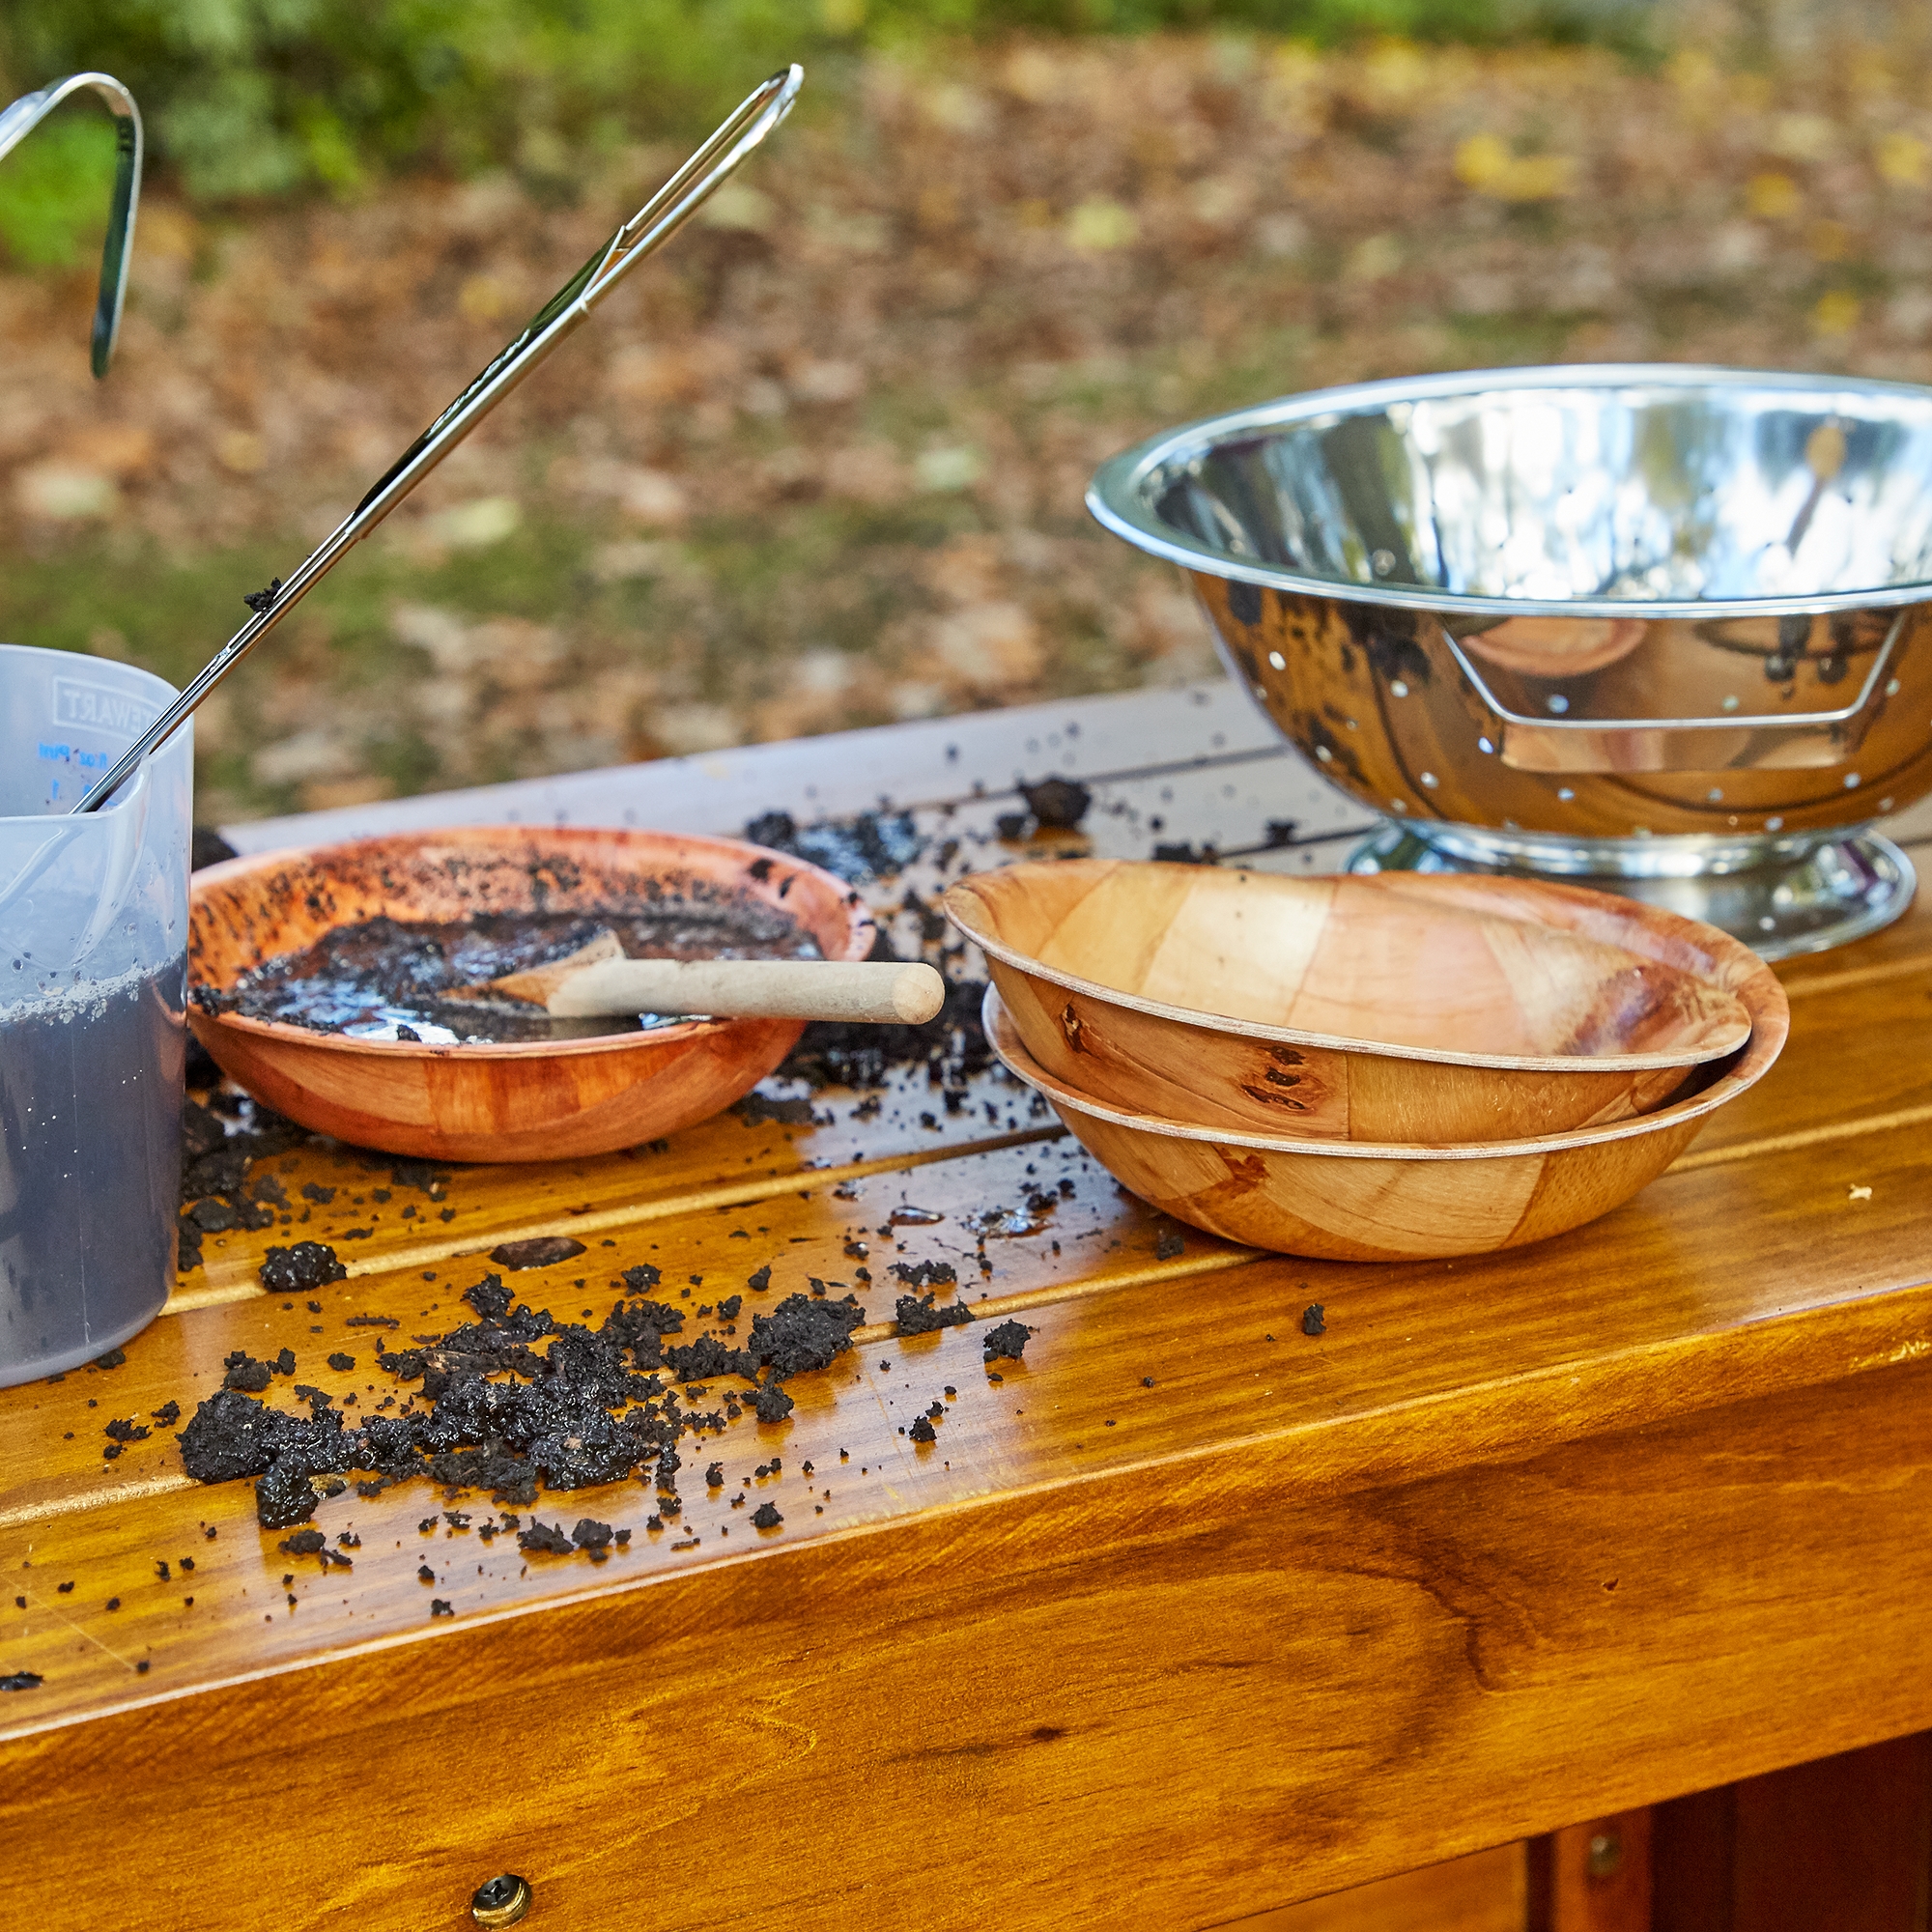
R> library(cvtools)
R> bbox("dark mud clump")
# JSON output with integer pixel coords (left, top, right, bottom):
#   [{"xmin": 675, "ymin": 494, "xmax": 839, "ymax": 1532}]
[
  {"xmin": 732, "ymin": 1093, "xmax": 822, "ymax": 1129},
  {"xmin": 1018, "ymin": 776, "xmax": 1093, "ymax": 831},
  {"xmin": 177, "ymin": 1096, "xmax": 310, "ymax": 1273},
  {"xmin": 663, "ymin": 1334, "xmax": 761, "ymax": 1383},
  {"xmin": 176, "ymin": 1271, "xmax": 865, "ymax": 1529},
  {"xmin": 895, "ymin": 1294, "xmax": 974, "ymax": 1337},
  {"xmin": 981, "ymin": 1320, "xmax": 1034, "ymax": 1364},
  {"xmin": 748, "ymin": 1293, "xmax": 866, "ymax": 1380},
  {"xmin": 744, "ymin": 808, "xmax": 924, "ymax": 883},
  {"xmin": 752, "ymin": 1382, "xmax": 794, "ymax": 1423},
  {"xmin": 890, "ymin": 1260, "xmax": 955, "ymax": 1291},
  {"xmin": 259, "ymin": 1242, "xmax": 348, "ymax": 1294}
]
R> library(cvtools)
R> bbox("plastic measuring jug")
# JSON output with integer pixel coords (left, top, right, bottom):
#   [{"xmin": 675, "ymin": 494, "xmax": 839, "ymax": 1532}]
[{"xmin": 0, "ymin": 644, "xmax": 190, "ymax": 1385}]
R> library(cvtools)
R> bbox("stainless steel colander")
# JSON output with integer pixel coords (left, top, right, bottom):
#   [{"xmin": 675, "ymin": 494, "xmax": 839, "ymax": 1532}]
[{"xmin": 1090, "ymin": 364, "xmax": 1930, "ymax": 954}]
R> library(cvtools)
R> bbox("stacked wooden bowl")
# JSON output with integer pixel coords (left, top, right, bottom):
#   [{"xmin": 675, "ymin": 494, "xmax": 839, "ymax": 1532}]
[{"xmin": 943, "ymin": 864, "xmax": 1788, "ymax": 1262}]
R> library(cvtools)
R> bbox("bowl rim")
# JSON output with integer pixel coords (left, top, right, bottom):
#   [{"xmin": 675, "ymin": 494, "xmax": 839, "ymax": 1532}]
[
  {"xmin": 187, "ymin": 822, "xmax": 876, "ymax": 1061},
  {"xmin": 944, "ymin": 861, "xmax": 1769, "ymax": 1072},
  {"xmin": 982, "ymin": 981, "xmax": 1785, "ymax": 1162},
  {"xmin": 1087, "ymin": 361, "xmax": 1932, "ymax": 621}
]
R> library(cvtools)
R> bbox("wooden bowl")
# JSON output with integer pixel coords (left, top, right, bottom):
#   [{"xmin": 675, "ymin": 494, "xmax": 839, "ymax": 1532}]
[
  {"xmin": 983, "ymin": 980, "xmax": 1786, "ymax": 1261},
  {"xmin": 187, "ymin": 826, "xmax": 875, "ymax": 1162},
  {"xmin": 946, "ymin": 864, "xmax": 1768, "ymax": 1144}
]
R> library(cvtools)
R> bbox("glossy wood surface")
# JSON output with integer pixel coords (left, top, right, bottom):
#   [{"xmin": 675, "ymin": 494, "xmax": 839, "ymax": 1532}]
[
  {"xmin": 187, "ymin": 826, "xmax": 875, "ymax": 1161},
  {"xmin": 947, "ymin": 864, "xmax": 1769, "ymax": 1143},
  {"xmin": 0, "ymin": 697, "xmax": 1926, "ymax": 1932},
  {"xmin": 980, "ymin": 965, "xmax": 1787, "ymax": 1260}
]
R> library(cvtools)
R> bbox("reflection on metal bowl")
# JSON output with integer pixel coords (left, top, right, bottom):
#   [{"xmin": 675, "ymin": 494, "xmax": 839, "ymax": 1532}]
[{"xmin": 1088, "ymin": 364, "xmax": 1931, "ymax": 955}]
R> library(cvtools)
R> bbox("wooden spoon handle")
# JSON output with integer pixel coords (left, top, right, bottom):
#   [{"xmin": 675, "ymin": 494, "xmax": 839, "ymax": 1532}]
[{"xmin": 546, "ymin": 957, "xmax": 947, "ymax": 1024}]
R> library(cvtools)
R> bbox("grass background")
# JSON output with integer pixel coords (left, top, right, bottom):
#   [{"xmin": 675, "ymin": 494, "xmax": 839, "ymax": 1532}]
[{"xmin": 4, "ymin": 1, "xmax": 1928, "ymax": 822}]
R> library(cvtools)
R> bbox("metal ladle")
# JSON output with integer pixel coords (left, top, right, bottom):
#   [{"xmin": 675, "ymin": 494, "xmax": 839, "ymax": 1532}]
[
  {"xmin": 0, "ymin": 71, "xmax": 144, "ymax": 378},
  {"xmin": 72, "ymin": 64, "xmax": 804, "ymax": 814}
]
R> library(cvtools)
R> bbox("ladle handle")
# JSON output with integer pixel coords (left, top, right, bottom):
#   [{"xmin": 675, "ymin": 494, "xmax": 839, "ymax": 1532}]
[
  {"xmin": 71, "ymin": 64, "xmax": 801, "ymax": 815},
  {"xmin": 548, "ymin": 958, "xmax": 946, "ymax": 1024},
  {"xmin": 0, "ymin": 72, "xmax": 143, "ymax": 378}
]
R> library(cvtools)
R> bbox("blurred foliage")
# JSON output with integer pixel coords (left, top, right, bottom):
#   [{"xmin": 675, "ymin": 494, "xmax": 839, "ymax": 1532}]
[
  {"xmin": 0, "ymin": 112, "xmax": 119, "ymax": 266},
  {"xmin": 1, "ymin": 0, "xmax": 1649, "ymax": 246}
]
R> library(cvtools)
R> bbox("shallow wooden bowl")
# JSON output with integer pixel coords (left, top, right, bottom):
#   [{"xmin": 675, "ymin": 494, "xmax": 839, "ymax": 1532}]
[
  {"xmin": 187, "ymin": 826, "xmax": 874, "ymax": 1162},
  {"xmin": 946, "ymin": 864, "xmax": 1769, "ymax": 1144},
  {"xmin": 983, "ymin": 980, "xmax": 1786, "ymax": 1262}
]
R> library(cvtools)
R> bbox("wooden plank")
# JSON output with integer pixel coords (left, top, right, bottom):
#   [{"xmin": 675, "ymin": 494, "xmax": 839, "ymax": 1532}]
[
  {"xmin": 8, "ymin": 684, "xmax": 1917, "ymax": 1932},
  {"xmin": 3, "ymin": 1131, "xmax": 1250, "ymax": 1539},
  {"xmin": 221, "ymin": 679, "xmax": 1363, "ymax": 860},
  {"xmin": 1220, "ymin": 1844, "xmax": 1525, "ymax": 1932},
  {"xmin": 2, "ymin": 1311, "xmax": 1927, "ymax": 1930},
  {"xmin": 166, "ymin": 887, "xmax": 1932, "ymax": 1312},
  {"xmin": 168, "ymin": 1059, "xmax": 1069, "ymax": 1308},
  {"xmin": 3, "ymin": 1108, "xmax": 1927, "ymax": 1743}
]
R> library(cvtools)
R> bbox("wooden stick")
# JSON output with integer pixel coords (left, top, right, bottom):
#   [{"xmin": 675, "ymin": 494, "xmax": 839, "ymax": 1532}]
[{"xmin": 532, "ymin": 956, "xmax": 947, "ymax": 1023}]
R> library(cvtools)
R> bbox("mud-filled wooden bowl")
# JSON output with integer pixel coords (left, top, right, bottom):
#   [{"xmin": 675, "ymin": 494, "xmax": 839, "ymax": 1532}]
[
  {"xmin": 947, "ymin": 863, "xmax": 1771, "ymax": 1145},
  {"xmin": 983, "ymin": 980, "xmax": 1784, "ymax": 1261},
  {"xmin": 188, "ymin": 826, "xmax": 875, "ymax": 1162}
]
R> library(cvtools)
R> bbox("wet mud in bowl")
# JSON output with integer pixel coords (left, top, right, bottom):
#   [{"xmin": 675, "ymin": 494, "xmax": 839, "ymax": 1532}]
[{"xmin": 187, "ymin": 827, "xmax": 875, "ymax": 1163}]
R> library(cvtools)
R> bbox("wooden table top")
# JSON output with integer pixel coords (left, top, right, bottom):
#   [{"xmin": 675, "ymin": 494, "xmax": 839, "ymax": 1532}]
[{"xmin": 4, "ymin": 683, "xmax": 1929, "ymax": 1932}]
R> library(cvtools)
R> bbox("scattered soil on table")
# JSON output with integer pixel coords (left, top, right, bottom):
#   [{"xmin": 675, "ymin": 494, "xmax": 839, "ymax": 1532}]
[
  {"xmin": 891, "ymin": 1259, "xmax": 957, "ymax": 1290},
  {"xmin": 778, "ymin": 965, "xmax": 991, "ymax": 1094},
  {"xmin": 175, "ymin": 1266, "xmax": 870, "ymax": 1532},
  {"xmin": 175, "ymin": 1094, "xmax": 312, "ymax": 1273}
]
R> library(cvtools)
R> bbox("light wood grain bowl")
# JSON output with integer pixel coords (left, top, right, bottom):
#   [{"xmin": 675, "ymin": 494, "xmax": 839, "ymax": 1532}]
[
  {"xmin": 984, "ymin": 978, "xmax": 1786, "ymax": 1261},
  {"xmin": 946, "ymin": 864, "xmax": 1772, "ymax": 1145},
  {"xmin": 187, "ymin": 826, "xmax": 875, "ymax": 1162}
]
